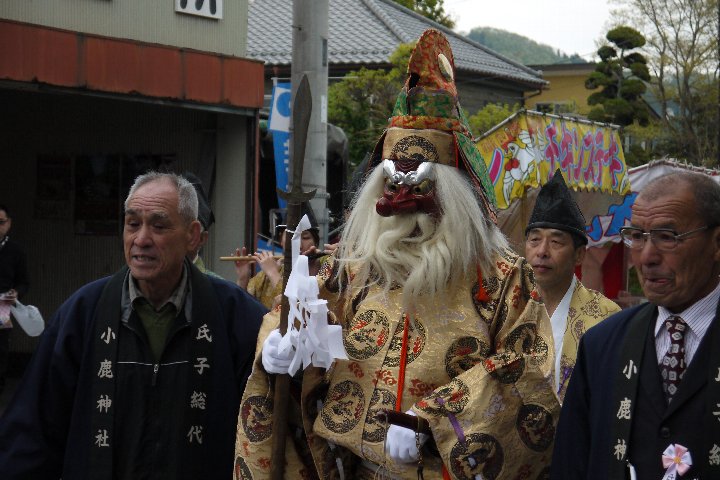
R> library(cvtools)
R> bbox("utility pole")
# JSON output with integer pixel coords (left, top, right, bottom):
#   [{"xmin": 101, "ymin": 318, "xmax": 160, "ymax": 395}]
[{"xmin": 291, "ymin": 0, "xmax": 329, "ymax": 242}]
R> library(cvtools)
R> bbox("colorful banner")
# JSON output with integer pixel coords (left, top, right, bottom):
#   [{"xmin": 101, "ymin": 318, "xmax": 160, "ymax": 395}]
[
  {"xmin": 268, "ymin": 82, "xmax": 292, "ymax": 209},
  {"xmin": 477, "ymin": 110, "xmax": 630, "ymax": 210}
]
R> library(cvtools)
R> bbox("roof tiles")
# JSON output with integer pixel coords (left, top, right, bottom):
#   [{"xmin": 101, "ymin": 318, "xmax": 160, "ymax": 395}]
[{"xmin": 248, "ymin": 0, "xmax": 546, "ymax": 87}]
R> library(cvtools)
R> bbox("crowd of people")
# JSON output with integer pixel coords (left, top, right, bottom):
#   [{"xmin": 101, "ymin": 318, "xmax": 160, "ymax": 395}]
[{"xmin": 0, "ymin": 28, "xmax": 718, "ymax": 480}]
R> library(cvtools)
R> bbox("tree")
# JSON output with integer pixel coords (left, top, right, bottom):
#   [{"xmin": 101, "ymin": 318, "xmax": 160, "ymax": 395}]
[
  {"xmin": 585, "ymin": 26, "xmax": 651, "ymax": 127},
  {"xmin": 393, "ymin": 0, "xmax": 455, "ymax": 28},
  {"xmin": 609, "ymin": 0, "xmax": 719, "ymax": 166},
  {"xmin": 467, "ymin": 103, "xmax": 521, "ymax": 138},
  {"xmin": 328, "ymin": 44, "xmax": 414, "ymax": 171}
]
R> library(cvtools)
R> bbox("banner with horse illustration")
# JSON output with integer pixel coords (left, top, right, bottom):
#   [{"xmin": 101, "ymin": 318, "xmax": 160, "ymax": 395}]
[{"xmin": 477, "ymin": 110, "xmax": 630, "ymax": 210}]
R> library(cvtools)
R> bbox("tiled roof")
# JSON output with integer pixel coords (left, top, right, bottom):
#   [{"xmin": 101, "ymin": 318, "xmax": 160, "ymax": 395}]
[{"xmin": 248, "ymin": 0, "xmax": 546, "ymax": 88}]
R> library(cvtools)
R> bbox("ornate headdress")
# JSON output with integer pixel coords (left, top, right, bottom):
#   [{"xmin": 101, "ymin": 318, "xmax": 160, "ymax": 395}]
[{"xmin": 369, "ymin": 28, "xmax": 497, "ymax": 219}]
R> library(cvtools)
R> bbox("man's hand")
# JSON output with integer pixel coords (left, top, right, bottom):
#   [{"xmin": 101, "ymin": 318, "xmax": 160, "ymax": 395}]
[
  {"xmin": 254, "ymin": 251, "xmax": 282, "ymax": 287},
  {"xmin": 385, "ymin": 410, "xmax": 429, "ymax": 463},
  {"xmin": 261, "ymin": 329, "xmax": 294, "ymax": 374}
]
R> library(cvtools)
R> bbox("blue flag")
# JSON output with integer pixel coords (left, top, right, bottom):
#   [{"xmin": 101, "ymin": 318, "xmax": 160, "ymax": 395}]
[{"xmin": 268, "ymin": 82, "xmax": 292, "ymax": 209}]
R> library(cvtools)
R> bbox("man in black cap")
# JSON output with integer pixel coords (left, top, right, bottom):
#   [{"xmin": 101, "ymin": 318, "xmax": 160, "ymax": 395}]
[
  {"xmin": 525, "ymin": 169, "xmax": 620, "ymax": 402},
  {"xmin": 185, "ymin": 173, "xmax": 221, "ymax": 278}
]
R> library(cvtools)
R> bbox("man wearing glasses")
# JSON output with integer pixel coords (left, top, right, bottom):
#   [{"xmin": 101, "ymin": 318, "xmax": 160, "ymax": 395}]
[{"xmin": 551, "ymin": 171, "xmax": 720, "ymax": 480}]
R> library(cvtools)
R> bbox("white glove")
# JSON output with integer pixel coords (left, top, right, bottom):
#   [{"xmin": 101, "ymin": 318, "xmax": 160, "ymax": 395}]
[
  {"xmin": 261, "ymin": 329, "xmax": 294, "ymax": 374},
  {"xmin": 385, "ymin": 410, "xmax": 429, "ymax": 464}
]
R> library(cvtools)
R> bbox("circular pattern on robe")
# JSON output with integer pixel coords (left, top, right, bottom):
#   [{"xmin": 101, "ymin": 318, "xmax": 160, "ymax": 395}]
[
  {"xmin": 344, "ymin": 310, "xmax": 390, "ymax": 360},
  {"xmin": 508, "ymin": 323, "xmax": 550, "ymax": 366},
  {"xmin": 362, "ymin": 388, "xmax": 397, "ymax": 443},
  {"xmin": 516, "ymin": 404, "xmax": 555, "ymax": 452},
  {"xmin": 384, "ymin": 318, "xmax": 426, "ymax": 367},
  {"xmin": 449, "ymin": 433, "xmax": 504, "ymax": 480},
  {"xmin": 321, "ymin": 380, "xmax": 366, "ymax": 434},
  {"xmin": 506, "ymin": 324, "xmax": 550, "ymax": 364},
  {"xmin": 506, "ymin": 324, "xmax": 537, "ymax": 354},
  {"xmin": 234, "ymin": 456, "xmax": 252, "ymax": 480},
  {"xmin": 487, "ymin": 351, "xmax": 526, "ymax": 384},
  {"xmin": 445, "ymin": 336, "xmax": 491, "ymax": 377},
  {"xmin": 482, "ymin": 276, "xmax": 501, "ymax": 296},
  {"xmin": 241, "ymin": 395, "xmax": 274, "ymax": 443},
  {"xmin": 417, "ymin": 378, "xmax": 469, "ymax": 416}
]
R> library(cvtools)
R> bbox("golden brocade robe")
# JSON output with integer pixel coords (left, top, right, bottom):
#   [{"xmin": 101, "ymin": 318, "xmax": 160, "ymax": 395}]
[
  {"xmin": 556, "ymin": 281, "xmax": 620, "ymax": 402},
  {"xmin": 246, "ymin": 265, "xmax": 284, "ymax": 310},
  {"xmin": 234, "ymin": 250, "xmax": 560, "ymax": 480}
]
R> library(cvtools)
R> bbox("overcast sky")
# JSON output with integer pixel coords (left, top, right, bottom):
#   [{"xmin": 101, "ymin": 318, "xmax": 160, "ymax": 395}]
[{"xmin": 444, "ymin": 0, "xmax": 613, "ymax": 60}]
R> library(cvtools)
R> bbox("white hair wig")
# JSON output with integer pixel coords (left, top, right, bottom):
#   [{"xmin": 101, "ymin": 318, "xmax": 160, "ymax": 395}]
[{"xmin": 336, "ymin": 162, "xmax": 508, "ymax": 307}]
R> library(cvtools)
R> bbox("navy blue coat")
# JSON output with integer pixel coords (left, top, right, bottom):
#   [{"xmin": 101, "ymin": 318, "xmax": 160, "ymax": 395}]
[
  {"xmin": 0, "ymin": 265, "xmax": 266, "ymax": 479},
  {"xmin": 551, "ymin": 303, "xmax": 718, "ymax": 480}
]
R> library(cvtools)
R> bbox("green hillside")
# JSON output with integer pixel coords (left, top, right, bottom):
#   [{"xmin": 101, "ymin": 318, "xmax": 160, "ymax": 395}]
[{"xmin": 466, "ymin": 27, "xmax": 586, "ymax": 65}]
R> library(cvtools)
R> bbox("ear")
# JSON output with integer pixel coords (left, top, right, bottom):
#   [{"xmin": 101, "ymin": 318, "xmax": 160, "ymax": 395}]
[
  {"xmin": 574, "ymin": 245, "xmax": 587, "ymax": 267},
  {"xmin": 712, "ymin": 225, "xmax": 720, "ymax": 262},
  {"xmin": 187, "ymin": 220, "xmax": 202, "ymax": 252},
  {"xmin": 198, "ymin": 230, "xmax": 209, "ymax": 249}
]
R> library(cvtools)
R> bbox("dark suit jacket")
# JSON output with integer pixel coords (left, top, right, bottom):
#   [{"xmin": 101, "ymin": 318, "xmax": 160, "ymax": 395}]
[{"xmin": 551, "ymin": 303, "xmax": 718, "ymax": 480}]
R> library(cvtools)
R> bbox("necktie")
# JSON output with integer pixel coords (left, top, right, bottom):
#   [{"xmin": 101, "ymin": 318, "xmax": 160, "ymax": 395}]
[{"xmin": 660, "ymin": 315, "xmax": 687, "ymax": 403}]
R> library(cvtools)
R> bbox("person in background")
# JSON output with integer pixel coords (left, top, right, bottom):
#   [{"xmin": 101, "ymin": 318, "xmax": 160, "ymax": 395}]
[
  {"xmin": 551, "ymin": 171, "xmax": 720, "ymax": 479},
  {"xmin": 524, "ymin": 170, "xmax": 620, "ymax": 402},
  {"xmin": 234, "ymin": 203, "xmax": 326, "ymax": 309},
  {"xmin": 0, "ymin": 204, "xmax": 29, "ymax": 395},
  {"xmin": 184, "ymin": 172, "xmax": 222, "ymax": 279},
  {"xmin": 0, "ymin": 172, "xmax": 266, "ymax": 479}
]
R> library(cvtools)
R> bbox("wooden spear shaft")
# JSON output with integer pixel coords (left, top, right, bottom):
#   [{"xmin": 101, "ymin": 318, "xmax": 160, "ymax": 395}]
[{"xmin": 269, "ymin": 75, "xmax": 315, "ymax": 480}]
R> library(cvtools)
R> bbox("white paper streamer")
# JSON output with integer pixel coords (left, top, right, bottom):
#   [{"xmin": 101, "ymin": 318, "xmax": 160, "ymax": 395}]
[{"xmin": 277, "ymin": 214, "xmax": 348, "ymax": 376}]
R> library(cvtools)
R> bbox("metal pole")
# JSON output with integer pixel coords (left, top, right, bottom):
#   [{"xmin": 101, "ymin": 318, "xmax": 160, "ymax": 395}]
[{"xmin": 291, "ymin": 0, "xmax": 329, "ymax": 243}]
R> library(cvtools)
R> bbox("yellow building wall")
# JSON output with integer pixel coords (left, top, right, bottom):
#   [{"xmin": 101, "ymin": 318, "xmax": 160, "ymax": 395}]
[{"xmin": 531, "ymin": 68, "xmax": 599, "ymax": 115}]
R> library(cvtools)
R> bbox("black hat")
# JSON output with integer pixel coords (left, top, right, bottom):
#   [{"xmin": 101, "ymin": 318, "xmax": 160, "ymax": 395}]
[
  {"xmin": 525, "ymin": 169, "xmax": 587, "ymax": 244},
  {"xmin": 185, "ymin": 173, "xmax": 215, "ymax": 230}
]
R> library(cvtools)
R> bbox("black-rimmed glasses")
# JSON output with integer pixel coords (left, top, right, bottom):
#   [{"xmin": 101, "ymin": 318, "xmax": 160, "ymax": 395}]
[{"xmin": 619, "ymin": 225, "xmax": 712, "ymax": 251}]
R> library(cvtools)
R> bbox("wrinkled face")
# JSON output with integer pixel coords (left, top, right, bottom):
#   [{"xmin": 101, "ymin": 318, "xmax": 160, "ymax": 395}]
[
  {"xmin": 376, "ymin": 134, "xmax": 440, "ymax": 217},
  {"xmin": 525, "ymin": 228, "xmax": 584, "ymax": 294},
  {"xmin": 630, "ymin": 186, "xmax": 720, "ymax": 313},
  {"xmin": 0, "ymin": 209, "xmax": 10, "ymax": 238},
  {"xmin": 123, "ymin": 179, "xmax": 199, "ymax": 297}
]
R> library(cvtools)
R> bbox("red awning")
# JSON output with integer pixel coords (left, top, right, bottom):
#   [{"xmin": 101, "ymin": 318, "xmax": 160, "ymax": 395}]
[{"xmin": 0, "ymin": 19, "xmax": 264, "ymax": 110}]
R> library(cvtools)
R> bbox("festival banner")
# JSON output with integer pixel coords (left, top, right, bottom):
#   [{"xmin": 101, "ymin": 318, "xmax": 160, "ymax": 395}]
[
  {"xmin": 268, "ymin": 82, "xmax": 292, "ymax": 209},
  {"xmin": 477, "ymin": 110, "xmax": 630, "ymax": 210}
]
